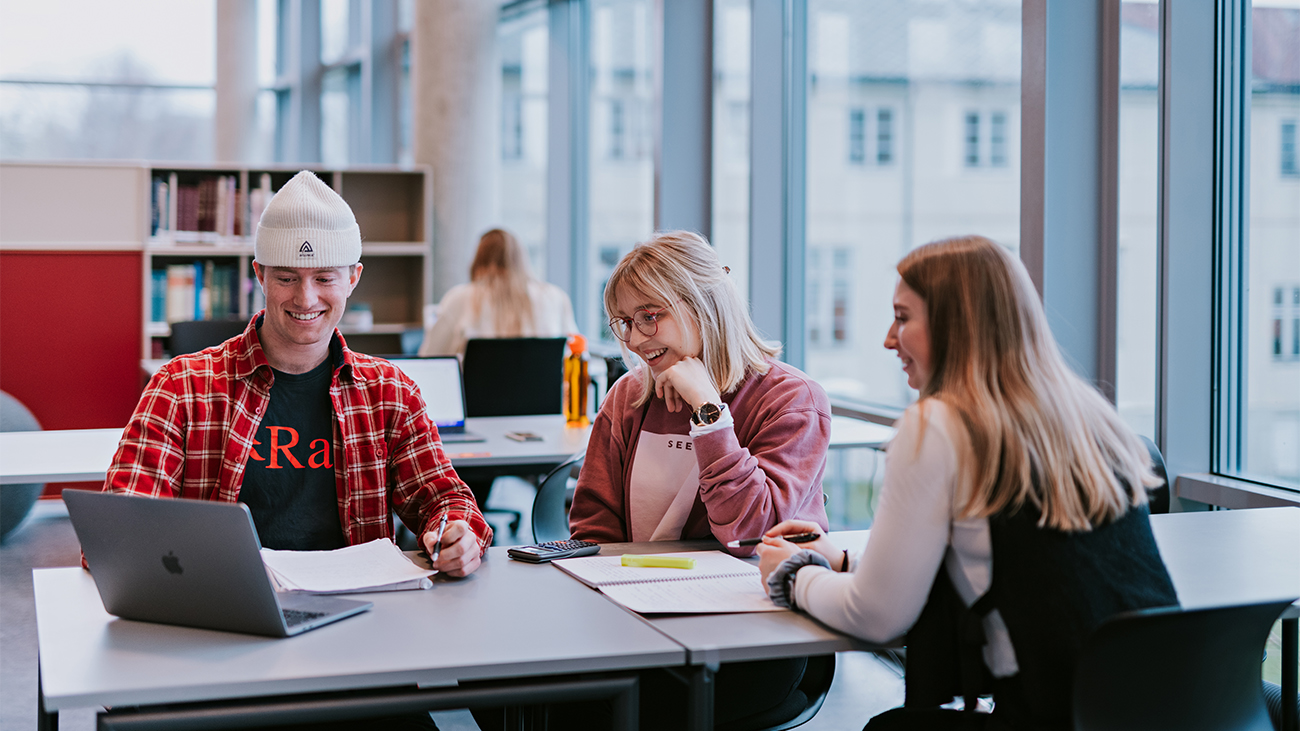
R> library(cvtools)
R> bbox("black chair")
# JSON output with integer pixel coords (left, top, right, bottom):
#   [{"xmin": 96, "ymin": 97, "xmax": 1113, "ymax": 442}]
[
  {"xmin": 717, "ymin": 654, "xmax": 837, "ymax": 731},
  {"xmin": 531, "ymin": 453, "xmax": 584, "ymax": 544},
  {"xmin": 1140, "ymin": 435, "xmax": 1171, "ymax": 514},
  {"xmin": 1073, "ymin": 598, "xmax": 1296, "ymax": 731},
  {"xmin": 462, "ymin": 337, "xmax": 566, "ymax": 417},
  {"xmin": 169, "ymin": 318, "xmax": 246, "ymax": 357},
  {"xmin": 0, "ymin": 391, "xmax": 45, "ymax": 542}
]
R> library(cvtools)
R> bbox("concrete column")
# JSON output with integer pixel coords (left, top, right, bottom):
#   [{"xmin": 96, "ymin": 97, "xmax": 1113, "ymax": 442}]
[
  {"xmin": 215, "ymin": 0, "xmax": 259, "ymax": 163},
  {"xmin": 412, "ymin": 0, "xmax": 501, "ymax": 299}
]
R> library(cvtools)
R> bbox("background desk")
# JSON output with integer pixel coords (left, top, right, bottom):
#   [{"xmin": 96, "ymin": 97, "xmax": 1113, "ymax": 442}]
[
  {"xmin": 0, "ymin": 417, "xmax": 590, "ymax": 486},
  {"xmin": 35, "ymin": 544, "xmax": 684, "ymax": 730},
  {"xmin": 1, "ymin": 414, "xmax": 892, "ymax": 485}
]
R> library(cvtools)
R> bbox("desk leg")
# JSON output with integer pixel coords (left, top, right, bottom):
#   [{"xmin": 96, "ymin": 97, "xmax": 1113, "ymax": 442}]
[
  {"xmin": 37, "ymin": 660, "xmax": 57, "ymax": 731},
  {"xmin": 685, "ymin": 663, "xmax": 716, "ymax": 731},
  {"xmin": 1283, "ymin": 617, "xmax": 1296, "ymax": 731}
]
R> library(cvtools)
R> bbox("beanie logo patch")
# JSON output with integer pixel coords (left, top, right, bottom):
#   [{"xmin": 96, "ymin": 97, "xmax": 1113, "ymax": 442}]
[{"xmin": 298, "ymin": 241, "xmax": 314, "ymax": 257}]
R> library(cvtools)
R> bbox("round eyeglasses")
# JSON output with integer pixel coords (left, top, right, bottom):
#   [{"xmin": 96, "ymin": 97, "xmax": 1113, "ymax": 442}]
[{"xmin": 608, "ymin": 307, "xmax": 668, "ymax": 343}]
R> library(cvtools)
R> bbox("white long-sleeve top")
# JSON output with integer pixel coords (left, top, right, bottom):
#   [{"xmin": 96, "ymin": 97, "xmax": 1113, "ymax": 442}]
[
  {"xmin": 792, "ymin": 399, "xmax": 1019, "ymax": 677},
  {"xmin": 418, "ymin": 279, "xmax": 579, "ymax": 357}
]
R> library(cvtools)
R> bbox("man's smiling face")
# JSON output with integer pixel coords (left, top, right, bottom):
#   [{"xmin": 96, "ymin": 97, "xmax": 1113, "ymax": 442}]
[{"xmin": 254, "ymin": 263, "xmax": 361, "ymax": 356}]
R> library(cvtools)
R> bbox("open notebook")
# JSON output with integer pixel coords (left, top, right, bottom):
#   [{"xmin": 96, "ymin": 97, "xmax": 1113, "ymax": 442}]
[{"xmin": 552, "ymin": 551, "xmax": 786, "ymax": 614}]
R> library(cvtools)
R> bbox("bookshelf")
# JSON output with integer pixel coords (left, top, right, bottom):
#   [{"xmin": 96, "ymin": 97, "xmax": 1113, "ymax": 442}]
[{"xmin": 143, "ymin": 164, "xmax": 433, "ymax": 358}]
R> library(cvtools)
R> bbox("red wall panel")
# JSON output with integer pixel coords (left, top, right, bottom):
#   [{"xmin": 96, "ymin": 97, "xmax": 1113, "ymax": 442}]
[{"xmin": 1, "ymin": 250, "xmax": 144, "ymax": 431}]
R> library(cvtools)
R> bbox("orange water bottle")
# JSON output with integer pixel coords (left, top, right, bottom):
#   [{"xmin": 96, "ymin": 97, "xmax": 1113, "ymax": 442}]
[{"xmin": 564, "ymin": 334, "xmax": 590, "ymax": 426}]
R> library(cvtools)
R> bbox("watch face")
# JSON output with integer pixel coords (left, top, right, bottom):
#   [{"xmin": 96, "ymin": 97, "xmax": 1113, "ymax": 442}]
[{"xmin": 693, "ymin": 402, "xmax": 722, "ymax": 426}]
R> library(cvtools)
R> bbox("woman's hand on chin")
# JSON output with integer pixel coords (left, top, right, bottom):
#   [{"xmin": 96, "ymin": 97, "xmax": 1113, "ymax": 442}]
[{"xmin": 654, "ymin": 357, "xmax": 721, "ymax": 413}]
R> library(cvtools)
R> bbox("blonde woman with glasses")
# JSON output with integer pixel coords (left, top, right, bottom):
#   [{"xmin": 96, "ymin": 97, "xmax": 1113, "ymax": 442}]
[
  {"xmin": 565, "ymin": 230, "xmax": 831, "ymax": 731},
  {"xmin": 758, "ymin": 235, "xmax": 1177, "ymax": 730}
]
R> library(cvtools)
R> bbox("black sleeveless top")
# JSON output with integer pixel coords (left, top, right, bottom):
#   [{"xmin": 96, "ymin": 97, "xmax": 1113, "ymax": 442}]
[{"xmin": 904, "ymin": 502, "xmax": 1179, "ymax": 729}]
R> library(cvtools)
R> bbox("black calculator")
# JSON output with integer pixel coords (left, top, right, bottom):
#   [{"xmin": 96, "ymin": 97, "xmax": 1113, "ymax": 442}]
[{"xmin": 507, "ymin": 539, "xmax": 600, "ymax": 563}]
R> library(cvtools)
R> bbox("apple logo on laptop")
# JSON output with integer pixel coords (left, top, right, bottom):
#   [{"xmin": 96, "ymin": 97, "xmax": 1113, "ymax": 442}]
[{"xmin": 162, "ymin": 551, "xmax": 183, "ymax": 575}]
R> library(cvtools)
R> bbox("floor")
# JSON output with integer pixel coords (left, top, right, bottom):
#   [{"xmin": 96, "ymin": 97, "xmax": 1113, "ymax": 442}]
[{"xmin": 0, "ymin": 480, "xmax": 904, "ymax": 730}]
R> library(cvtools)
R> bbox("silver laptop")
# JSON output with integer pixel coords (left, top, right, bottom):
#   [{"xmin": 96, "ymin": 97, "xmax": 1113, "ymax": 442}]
[
  {"xmin": 63, "ymin": 490, "xmax": 372, "ymax": 638},
  {"xmin": 386, "ymin": 355, "xmax": 486, "ymax": 443}
]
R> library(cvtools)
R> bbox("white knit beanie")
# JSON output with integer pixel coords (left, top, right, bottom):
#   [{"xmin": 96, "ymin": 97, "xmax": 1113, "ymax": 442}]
[{"xmin": 254, "ymin": 170, "xmax": 362, "ymax": 267}]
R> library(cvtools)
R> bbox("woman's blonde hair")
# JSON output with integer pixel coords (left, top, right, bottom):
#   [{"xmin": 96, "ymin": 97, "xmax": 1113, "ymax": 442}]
[
  {"xmin": 468, "ymin": 228, "xmax": 535, "ymax": 336},
  {"xmin": 604, "ymin": 230, "xmax": 781, "ymax": 407},
  {"xmin": 900, "ymin": 235, "xmax": 1156, "ymax": 531}
]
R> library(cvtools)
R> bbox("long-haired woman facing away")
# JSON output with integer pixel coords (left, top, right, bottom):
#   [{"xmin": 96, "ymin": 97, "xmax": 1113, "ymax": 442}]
[{"xmin": 419, "ymin": 228, "xmax": 577, "ymax": 356}]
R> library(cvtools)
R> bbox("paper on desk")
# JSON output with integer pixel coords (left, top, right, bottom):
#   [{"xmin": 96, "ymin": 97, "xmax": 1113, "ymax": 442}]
[
  {"xmin": 261, "ymin": 538, "xmax": 435, "ymax": 594},
  {"xmin": 600, "ymin": 574, "xmax": 787, "ymax": 614}
]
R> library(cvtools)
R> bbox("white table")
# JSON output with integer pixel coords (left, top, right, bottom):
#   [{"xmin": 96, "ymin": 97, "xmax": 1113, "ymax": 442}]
[
  {"xmin": 1, "ymin": 415, "xmax": 890, "ymax": 484},
  {"xmin": 35, "ymin": 544, "xmax": 684, "ymax": 730}
]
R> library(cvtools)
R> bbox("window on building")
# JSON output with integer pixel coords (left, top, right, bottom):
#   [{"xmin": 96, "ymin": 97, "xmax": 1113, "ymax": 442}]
[
  {"xmin": 964, "ymin": 111, "xmax": 981, "ymax": 167},
  {"xmin": 848, "ymin": 107, "xmax": 866, "ymax": 164},
  {"xmin": 877, "ymin": 108, "xmax": 894, "ymax": 164},
  {"xmin": 1282, "ymin": 120, "xmax": 1298, "ymax": 176},
  {"xmin": 610, "ymin": 98, "xmax": 626, "ymax": 159},
  {"xmin": 990, "ymin": 111, "xmax": 1008, "ymax": 166}
]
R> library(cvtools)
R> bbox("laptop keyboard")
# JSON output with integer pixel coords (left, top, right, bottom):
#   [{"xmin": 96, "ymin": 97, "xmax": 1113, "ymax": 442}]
[{"xmin": 282, "ymin": 608, "xmax": 328, "ymax": 627}]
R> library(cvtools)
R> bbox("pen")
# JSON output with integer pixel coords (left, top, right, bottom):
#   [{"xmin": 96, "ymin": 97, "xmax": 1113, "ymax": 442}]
[
  {"xmin": 621, "ymin": 554, "xmax": 697, "ymax": 569},
  {"xmin": 726, "ymin": 531, "xmax": 822, "ymax": 548},
  {"xmin": 429, "ymin": 512, "xmax": 449, "ymax": 567}
]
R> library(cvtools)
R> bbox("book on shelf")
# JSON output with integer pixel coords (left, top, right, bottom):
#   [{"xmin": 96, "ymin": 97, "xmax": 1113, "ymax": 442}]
[
  {"xmin": 159, "ymin": 260, "xmax": 241, "ymax": 323},
  {"xmin": 152, "ymin": 173, "xmax": 245, "ymax": 241},
  {"xmin": 552, "ymin": 550, "xmax": 787, "ymax": 614}
]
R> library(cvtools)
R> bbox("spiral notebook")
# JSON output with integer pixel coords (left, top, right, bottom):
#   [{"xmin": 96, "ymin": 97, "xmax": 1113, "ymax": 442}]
[{"xmin": 552, "ymin": 551, "xmax": 786, "ymax": 614}]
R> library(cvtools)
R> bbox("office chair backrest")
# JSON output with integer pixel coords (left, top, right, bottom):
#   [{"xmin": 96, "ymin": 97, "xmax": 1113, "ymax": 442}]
[
  {"xmin": 170, "ymin": 319, "xmax": 247, "ymax": 357},
  {"xmin": 531, "ymin": 453, "xmax": 584, "ymax": 544},
  {"xmin": 1140, "ymin": 435, "xmax": 1170, "ymax": 514},
  {"xmin": 463, "ymin": 337, "xmax": 567, "ymax": 417},
  {"xmin": 1073, "ymin": 598, "xmax": 1295, "ymax": 731}
]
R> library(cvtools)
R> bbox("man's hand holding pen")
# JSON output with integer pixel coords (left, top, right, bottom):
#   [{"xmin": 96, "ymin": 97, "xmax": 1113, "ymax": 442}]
[
  {"xmin": 422, "ymin": 517, "xmax": 482, "ymax": 577},
  {"xmin": 755, "ymin": 519, "xmax": 844, "ymax": 584}
]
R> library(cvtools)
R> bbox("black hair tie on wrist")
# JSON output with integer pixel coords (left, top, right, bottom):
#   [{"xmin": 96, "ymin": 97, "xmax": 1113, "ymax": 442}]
[{"xmin": 766, "ymin": 549, "xmax": 832, "ymax": 609}]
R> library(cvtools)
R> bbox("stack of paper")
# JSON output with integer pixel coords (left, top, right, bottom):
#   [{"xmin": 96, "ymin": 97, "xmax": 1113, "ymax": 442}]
[
  {"xmin": 261, "ymin": 538, "xmax": 435, "ymax": 594},
  {"xmin": 553, "ymin": 551, "xmax": 785, "ymax": 614}
]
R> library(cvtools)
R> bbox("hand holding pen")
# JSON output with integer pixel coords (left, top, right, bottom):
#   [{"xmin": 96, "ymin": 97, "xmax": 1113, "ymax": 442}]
[
  {"xmin": 753, "ymin": 520, "xmax": 844, "ymax": 583},
  {"xmin": 422, "ymin": 512, "xmax": 483, "ymax": 578}
]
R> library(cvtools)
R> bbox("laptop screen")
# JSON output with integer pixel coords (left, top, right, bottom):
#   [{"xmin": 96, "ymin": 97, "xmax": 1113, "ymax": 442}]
[{"xmin": 386, "ymin": 356, "xmax": 467, "ymax": 430}]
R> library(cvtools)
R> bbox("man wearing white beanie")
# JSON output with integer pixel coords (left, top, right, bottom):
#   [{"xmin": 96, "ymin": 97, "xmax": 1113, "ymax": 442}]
[{"xmin": 104, "ymin": 172, "xmax": 491, "ymax": 600}]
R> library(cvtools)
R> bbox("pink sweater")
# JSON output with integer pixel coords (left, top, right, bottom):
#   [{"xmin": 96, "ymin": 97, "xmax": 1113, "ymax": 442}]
[{"xmin": 569, "ymin": 359, "xmax": 831, "ymax": 555}]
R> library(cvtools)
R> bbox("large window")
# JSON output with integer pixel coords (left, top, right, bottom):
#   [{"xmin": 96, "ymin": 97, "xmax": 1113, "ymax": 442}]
[
  {"xmin": 1240, "ymin": 2, "xmax": 1300, "ymax": 488},
  {"xmin": 713, "ymin": 0, "xmax": 752, "ymax": 301},
  {"xmin": 0, "ymin": 0, "xmax": 218, "ymax": 161},
  {"xmin": 499, "ymin": 4, "xmax": 550, "ymax": 276},
  {"xmin": 586, "ymin": 0, "xmax": 655, "ymax": 342},
  {"xmin": 802, "ymin": 0, "xmax": 1022, "ymax": 410},
  {"xmin": 1115, "ymin": 0, "xmax": 1161, "ymax": 441}
]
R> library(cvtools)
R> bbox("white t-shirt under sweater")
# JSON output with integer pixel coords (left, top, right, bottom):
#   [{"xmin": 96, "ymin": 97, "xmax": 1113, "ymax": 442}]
[
  {"xmin": 791, "ymin": 400, "xmax": 1019, "ymax": 677},
  {"xmin": 418, "ymin": 279, "xmax": 579, "ymax": 357}
]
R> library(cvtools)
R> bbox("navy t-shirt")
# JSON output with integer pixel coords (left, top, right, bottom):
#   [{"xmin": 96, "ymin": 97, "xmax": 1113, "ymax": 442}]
[{"xmin": 240, "ymin": 357, "xmax": 347, "ymax": 551}]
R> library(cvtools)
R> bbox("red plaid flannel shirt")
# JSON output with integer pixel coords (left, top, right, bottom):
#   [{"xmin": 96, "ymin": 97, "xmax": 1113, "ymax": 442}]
[{"xmin": 104, "ymin": 315, "xmax": 492, "ymax": 552}]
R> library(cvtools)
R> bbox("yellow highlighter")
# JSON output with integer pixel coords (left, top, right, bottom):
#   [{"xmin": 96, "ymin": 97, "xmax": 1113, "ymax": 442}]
[{"xmin": 621, "ymin": 554, "xmax": 696, "ymax": 569}]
